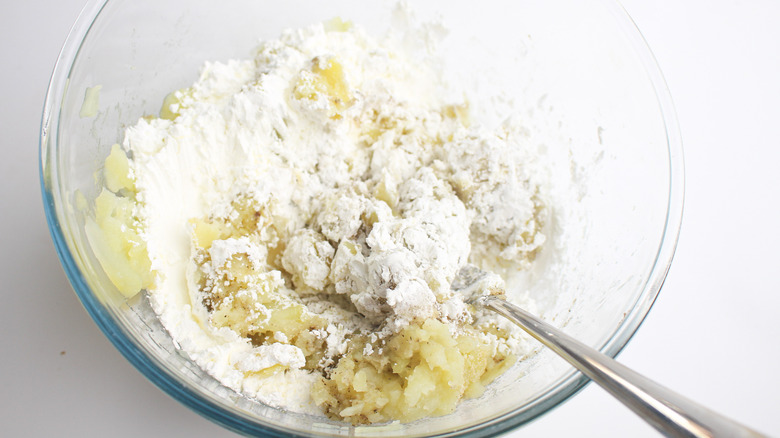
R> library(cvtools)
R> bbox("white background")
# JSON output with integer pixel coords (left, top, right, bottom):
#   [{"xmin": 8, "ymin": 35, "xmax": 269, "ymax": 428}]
[{"xmin": 1, "ymin": 0, "xmax": 778, "ymax": 436}]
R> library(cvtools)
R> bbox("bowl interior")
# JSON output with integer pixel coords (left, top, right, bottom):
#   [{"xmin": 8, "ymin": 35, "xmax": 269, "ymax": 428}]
[{"xmin": 41, "ymin": 0, "xmax": 681, "ymax": 436}]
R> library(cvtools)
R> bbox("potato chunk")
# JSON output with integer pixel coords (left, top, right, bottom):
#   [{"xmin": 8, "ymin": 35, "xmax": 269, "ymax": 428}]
[
  {"xmin": 312, "ymin": 319, "xmax": 515, "ymax": 424},
  {"xmin": 86, "ymin": 189, "xmax": 152, "ymax": 298}
]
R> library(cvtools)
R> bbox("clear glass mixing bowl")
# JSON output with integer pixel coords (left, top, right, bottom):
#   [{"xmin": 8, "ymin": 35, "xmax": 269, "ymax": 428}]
[{"xmin": 40, "ymin": 0, "xmax": 683, "ymax": 436}]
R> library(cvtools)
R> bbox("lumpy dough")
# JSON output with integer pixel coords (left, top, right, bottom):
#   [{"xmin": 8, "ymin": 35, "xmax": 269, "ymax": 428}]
[{"xmin": 95, "ymin": 17, "xmax": 546, "ymax": 424}]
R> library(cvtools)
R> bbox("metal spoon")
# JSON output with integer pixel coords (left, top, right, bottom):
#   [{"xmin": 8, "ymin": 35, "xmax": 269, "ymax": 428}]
[{"xmin": 474, "ymin": 294, "xmax": 767, "ymax": 438}]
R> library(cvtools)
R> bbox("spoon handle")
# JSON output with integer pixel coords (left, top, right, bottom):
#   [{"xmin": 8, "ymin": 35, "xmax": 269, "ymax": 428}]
[{"xmin": 479, "ymin": 296, "xmax": 767, "ymax": 438}]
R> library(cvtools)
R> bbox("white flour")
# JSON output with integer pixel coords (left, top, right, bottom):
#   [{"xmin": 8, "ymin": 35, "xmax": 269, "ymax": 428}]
[{"xmin": 123, "ymin": 18, "xmax": 546, "ymax": 416}]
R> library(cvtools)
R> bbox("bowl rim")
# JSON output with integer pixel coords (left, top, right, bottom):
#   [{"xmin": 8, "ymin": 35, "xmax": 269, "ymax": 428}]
[{"xmin": 39, "ymin": 0, "xmax": 684, "ymax": 436}]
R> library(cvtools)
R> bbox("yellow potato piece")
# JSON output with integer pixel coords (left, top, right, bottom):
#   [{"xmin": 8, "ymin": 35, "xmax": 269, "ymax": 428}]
[
  {"xmin": 160, "ymin": 88, "xmax": 192, "ymax": 120},
  {"xmin": 293, "ymin": 57, "xmax": 352, "ymax": 118},
  {"xmin": 87, "ymin": 189, "xmax": 152, "ymax": 298},
  {"xmin": 190, "ymin": 218, "xmax": 224, "ymax": 249},
  {"xmin": 313, "ymin": 319, "xmax": 515, "ymax": 424},
  {"xmin": 324, "ymin": 17, "xmax": 353, "ymax": 32},
  {"xmin": 104, "ymin": 144, "xmax": 135, "ymax": 193}
]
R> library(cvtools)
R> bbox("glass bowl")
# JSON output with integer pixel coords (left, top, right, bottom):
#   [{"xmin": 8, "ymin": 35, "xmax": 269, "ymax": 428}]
[{"xmin": 40, "ymin": 0, "xmax": 683, "ymax": 436}]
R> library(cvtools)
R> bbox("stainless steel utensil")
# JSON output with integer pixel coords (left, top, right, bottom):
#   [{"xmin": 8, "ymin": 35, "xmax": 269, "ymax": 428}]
[{"xmin": 475, "ymin": 295, "xmax": 767, "ymax": 438}]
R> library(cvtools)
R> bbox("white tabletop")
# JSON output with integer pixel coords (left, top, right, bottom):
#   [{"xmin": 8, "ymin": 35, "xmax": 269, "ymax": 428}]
[{"xmin": 2, "ymin": 1, "xmax": 778, "ymax": 436}]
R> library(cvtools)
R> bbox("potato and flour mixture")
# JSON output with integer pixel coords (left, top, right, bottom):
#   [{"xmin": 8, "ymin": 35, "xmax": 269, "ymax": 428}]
[{"xmin": 93, "ymin": 18, "xmax": 546, "ymax": 424}]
